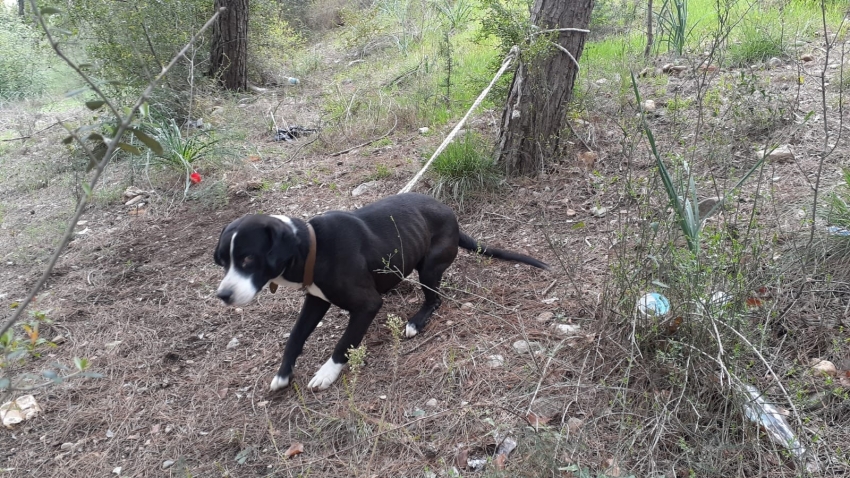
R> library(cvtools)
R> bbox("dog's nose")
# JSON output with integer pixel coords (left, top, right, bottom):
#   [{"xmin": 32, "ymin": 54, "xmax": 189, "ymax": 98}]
[{"xmin": 217, "ymin": 289, "xmax": 233, "ymax": 304}]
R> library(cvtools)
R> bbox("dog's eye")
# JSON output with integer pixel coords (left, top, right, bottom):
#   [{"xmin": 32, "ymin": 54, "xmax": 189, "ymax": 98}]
[{"xmin": 241, "ymin": 256, "xmax": 256, "ymax": 268}]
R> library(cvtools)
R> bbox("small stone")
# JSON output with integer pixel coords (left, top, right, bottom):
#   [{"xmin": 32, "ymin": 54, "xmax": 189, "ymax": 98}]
[
  {"xmin": 112, "ymin": 467, "xmax": 121, "ymax": 475},
  {"xmin": 643, "ymin": 100, "xmax": 656, "ymax": 112},
  {"xmin": 767, "ymin": 57, "xmax": 782, "ymax": 68},
  {"xmin": 425, "ymin": 398, "xmax": 438, "ymax": 408},
  {"xmin": 60, "ymin": 442, "xmax": 75, "ymax": 451},
  {"xmin": 590, "ymin": 206, "xmax": 608, "ymax": 217},
  {"xmin": 566, "ymin": 208, "xmax": 576, "ymax": 217},
  {"xmin": 536, "ymin": 311, "xmax": 555, "ymax": 323},
  {"xmin": 124, "ymin": 195, "xmax": 145, "ymax": 207},
  {"xmin": 486, "ymin": 354, "xmax": 505, "ymax": 368},
  {"xmin": 165, "ymin": 425, "xmax": 173, "ymax": 434},
  {"xmin": 460, "ymin": 302, "xmax": 474, "ymax": 311},
  {"xmin": 52, "ymin": 335, "xmax": 66, "ymax": 344},
  {"xmin": 418, "ymin": 127, "xmax": 430, "ymax": 134},
  {"xmin": 106, "ymin": 429, "xmax": 115, "ymax": 438},
  {"xmin": 246, "ymin": 179, "xmax": 264, "ymax": 190},
  {"xmin": 554, "ymin": 323, "xmax": 581, "ymax": 336},
  {"xmin": 809, "ymin": 359, "xmax": 837, "ymax": 377},
  {"xmin": 352, "ymin": 180, "xmax": 379, "ymax": 197},
  {"xmin": 567, "ymin": 417, "xmax": 584, "ymax": 432},
  {"xmin": 698, "ymin": 197, "xmax": 723, "ymax": 218},
  {"xmin": 512, "ymin": 340, "xmax": 541, "ymax": 354},
  {"xmin": 123, "ymin": 186, "xmax": 147, "ymax": 200},
  {"xmin": 801, "ymin": 54, "xmax": 814, "ymax": 62},
  {"xmin": 595, "ymin": 78, "xmax": 608, "ymax": 85},
  {"xmin": 162, "ymin": 460, "xmax": 175, "ymax": 470},
  {"xmin": 226, "ymin": 337, "xmax": 239, "ymax": 349},
  {"xmin": 379, "ymin": 395, "xmax": 387, "ymax": 400},
  {"xmin": 104, "ymin": 340, "xmax": 122, "ymax": 349},
  {"xmin": 757, "ymin": 144, "xmax": 794, "ymax": 163}
]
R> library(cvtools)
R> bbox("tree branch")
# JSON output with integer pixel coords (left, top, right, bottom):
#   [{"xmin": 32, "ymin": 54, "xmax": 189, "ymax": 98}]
[{"xmin": 0, "ymin": 5, "xmax": 225, "ymax": 340}]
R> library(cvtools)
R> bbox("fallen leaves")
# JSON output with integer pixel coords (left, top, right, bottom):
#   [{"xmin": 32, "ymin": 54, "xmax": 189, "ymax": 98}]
[{"xmin": 283, "ymin": 441, "xmax": 304, "ymax": 459}]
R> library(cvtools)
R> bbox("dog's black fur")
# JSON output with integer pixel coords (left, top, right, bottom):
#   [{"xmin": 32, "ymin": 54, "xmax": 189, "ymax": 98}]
[{"xmin": 214, "ymin": 193, "xmax": 548, "ymax": 391}]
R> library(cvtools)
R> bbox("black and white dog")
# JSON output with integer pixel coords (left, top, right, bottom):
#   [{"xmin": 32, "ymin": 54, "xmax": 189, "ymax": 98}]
[{"xmin": 214, "ymin": 193, "xmax": 548, "ymax": 392}]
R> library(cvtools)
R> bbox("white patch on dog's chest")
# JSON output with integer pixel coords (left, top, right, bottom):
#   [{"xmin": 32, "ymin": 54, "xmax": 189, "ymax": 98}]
[{"xmin": 270, "ymin": 277, "xmax": 329, "ymax": 302}]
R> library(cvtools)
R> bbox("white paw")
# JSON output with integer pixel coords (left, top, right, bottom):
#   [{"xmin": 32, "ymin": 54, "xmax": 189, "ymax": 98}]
[
  {"xmin": 404, "ymin": 323, "xmax": 419, "ymax": 338},
  {"xmin": 307, "ymin": 358, "xmax": 344, "ymax": 390},
  {"xmin": 269, "ymin": 374, "xmax": 290, "ymax": 391}
]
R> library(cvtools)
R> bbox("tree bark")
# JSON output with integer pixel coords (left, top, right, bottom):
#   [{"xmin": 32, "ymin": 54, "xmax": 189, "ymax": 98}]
[
  {"xmin": 18, "ymin": 0, "xmax": 25, "ymax": 16},
  {"xmin": 209, "ymin": 0, "xmax": 249, "ymax": 91},
  {"xmin": 497, "ymin": 0, "xmax": 594, "ymax": 176}
]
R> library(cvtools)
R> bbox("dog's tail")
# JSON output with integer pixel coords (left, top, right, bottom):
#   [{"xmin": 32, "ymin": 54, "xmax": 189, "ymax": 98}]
[{"xmin": 459, "ymin": 232, "xmax": 550, "ymax": 270}]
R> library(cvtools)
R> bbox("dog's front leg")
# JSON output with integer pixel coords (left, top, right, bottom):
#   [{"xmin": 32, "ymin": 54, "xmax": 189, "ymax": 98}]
[
  {"xmin": 270, "ymin": 294, "xmax": 331, "ymax": 391},
  {"xmin": 307, "ymin": 294, "xmax": 383, "ymax": 391}
]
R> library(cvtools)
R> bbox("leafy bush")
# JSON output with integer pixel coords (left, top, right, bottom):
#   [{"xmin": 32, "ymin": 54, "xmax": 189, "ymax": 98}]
[
  {"xmin": 0, "ymin": 11, "xmax": 49, "ymax": 100},
  {"xmin": 248, "ymin": 2, "xmax": 304, "ymax": 85}
]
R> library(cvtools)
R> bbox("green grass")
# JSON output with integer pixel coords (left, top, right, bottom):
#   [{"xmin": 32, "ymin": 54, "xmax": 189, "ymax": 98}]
[{"xmin": 429, "ymin": 133, "xmax": 501, "ymax": 207}]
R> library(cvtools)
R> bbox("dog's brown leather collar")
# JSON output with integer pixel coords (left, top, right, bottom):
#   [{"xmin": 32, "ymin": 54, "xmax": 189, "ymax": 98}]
[
  {"xmin": 268, "ymin": 222, "xmax": 317, "ymax": 294},
  {"xmin": 302, "ymin": 222, "xmax": 317, "ymax": 288}
]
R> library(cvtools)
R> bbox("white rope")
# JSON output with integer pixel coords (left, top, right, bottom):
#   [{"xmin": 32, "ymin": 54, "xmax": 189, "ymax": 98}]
[{"xmin": 398, "ymin": 46, "xmax": 519, "ymax": 194}]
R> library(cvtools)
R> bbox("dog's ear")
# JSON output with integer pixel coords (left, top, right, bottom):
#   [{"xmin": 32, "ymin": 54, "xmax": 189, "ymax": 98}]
[
  {"xmin": 266, "ymin": 220, "xmax": 299, "ymax": 273},
  {"xmin": 214, "ymin": 217, "xmax": 245, "ymax": 266}
]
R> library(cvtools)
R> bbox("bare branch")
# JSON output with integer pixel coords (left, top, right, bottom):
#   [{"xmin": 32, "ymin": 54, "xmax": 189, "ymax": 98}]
[{"xmin": 0, "ymin": 6, "xmax": 225, "ymax": 340}]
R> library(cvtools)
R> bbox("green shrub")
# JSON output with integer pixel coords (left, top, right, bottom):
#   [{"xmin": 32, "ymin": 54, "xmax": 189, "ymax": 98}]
[
  {"xmin": 429, "ymin": 133, "xmax": 502, "ymax": 207},
  {"xmin": 0, "ymin": 11, "xmax": 49, "ymax": 100},
  {"xmin": 727, "ymin": 25, "xmax": 786, "ymax": 67}
]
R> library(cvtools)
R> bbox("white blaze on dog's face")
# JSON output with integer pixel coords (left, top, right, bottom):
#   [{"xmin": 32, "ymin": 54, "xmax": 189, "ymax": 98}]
[
  {"xmin": 214, "ymin": 215, "xmax": 299, "ymax": 306},
  {"xmin": 216, "ymin": 232, "xmax": 260, "ymax": 306}
]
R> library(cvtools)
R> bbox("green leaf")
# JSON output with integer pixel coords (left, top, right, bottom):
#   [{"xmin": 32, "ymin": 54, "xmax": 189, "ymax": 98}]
[
  {"xmin": 139, "ymin": 103, "xmax": 150, "ymax": 119},
  {"xmin": 235, "ymin": 447, "xmax": 254, "ymax": 465},
  {"xmin": 130, "ymin": 128, "xmax": 163, "ymax": 155},
  {"xmin": 85, "ymin": 100, "xmax": 106, "ymax": 111},
  {"xmin": 117, "ymin": 143, "xmax": 141, "ymax": 155},
  {"xmin": 6, "ymin": 350, "xmax": 27, "ymax": 361},
  {"xmin": 79, "ymin": 371, "xmax": 104, "ymax": 379},
  {"xmin": 78, "ymin": 63, "xmax": 93, "ymax": 69},
  {"xmin": 81, "ymin": 182, "xmax": 92, "ymax": 198},
  {"xmin": 40, "ymin": 6, "xmax": 62, "ymax": 15},
  {"xmin": 0, "ymin": 377, "xmax": 9, "ymax": 390},
  {"xmin": 74, "ymin": 356, "xmax": 88, "ymax": 371},
  {"xmin": 65, "ymin": 87, "xmax": 89, "ymax": 97},
  {"xmin": 42, "ymin": 369, "xmax": 60, "ymax": 383},
  {"xmin": 62, "ymin": 135, "xmax": 74, "ymax": 145}
]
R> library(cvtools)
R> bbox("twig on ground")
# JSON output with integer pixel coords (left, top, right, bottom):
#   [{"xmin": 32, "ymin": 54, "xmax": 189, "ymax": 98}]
[{"xmin": 329, "ymin": 112, "xmax": 397, "ymax": 157}]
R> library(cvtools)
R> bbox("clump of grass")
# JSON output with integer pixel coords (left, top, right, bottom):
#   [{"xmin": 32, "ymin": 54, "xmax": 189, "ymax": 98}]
[
  {"xmin": 429, "ymin": 133, "xmax": 501, "ymax": 208},
  {"xmin": 727, "ymin": 25, "xmax": 786, "ymax": 67},
  {"xmin": 148, "ymin": 119, "xmax": 221, "ymax": 174}
]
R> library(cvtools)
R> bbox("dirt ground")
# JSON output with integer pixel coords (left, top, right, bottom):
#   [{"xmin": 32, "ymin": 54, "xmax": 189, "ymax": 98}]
[{"xmin": 2, "ymin": 40, "xmax": 850, "ymax": 477}]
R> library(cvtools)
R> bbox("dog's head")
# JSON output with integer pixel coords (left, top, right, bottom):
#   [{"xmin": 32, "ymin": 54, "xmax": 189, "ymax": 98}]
[{"xmin": 214, "ymin": 215, "xmax": 301, "ymax": 306}]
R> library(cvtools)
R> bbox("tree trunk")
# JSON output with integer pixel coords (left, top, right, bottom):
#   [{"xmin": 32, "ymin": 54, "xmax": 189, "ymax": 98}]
[
  {"xmin": 18, "ymin": 0, "xmax": 25, "ymax": 16},
  {"xmin": 497, "ymin": 0, "xmax": 594, "ymax": 176},
  {"xmin": 209, "ymin": 0, "xmax": 249, "ymax": 91}
]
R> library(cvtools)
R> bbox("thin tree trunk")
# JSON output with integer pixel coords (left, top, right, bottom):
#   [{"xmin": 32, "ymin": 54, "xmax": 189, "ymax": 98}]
[
  {"xmin": 18, "ymin": 0, "xmax": 25, "ymax": 16},
  {"xmin": 645, "ymin": 0, "xmax": 654, "ymax": 58},
  {"xmin": 497, "ymin": 0, "xmax": 594, "ymax": 176},
  {"xmin": 209, "ymin": 0, "xmax": 249, "ymax": 91}
]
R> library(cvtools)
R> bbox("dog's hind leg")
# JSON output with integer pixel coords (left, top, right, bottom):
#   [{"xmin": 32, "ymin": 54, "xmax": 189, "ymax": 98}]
[
  {"xmin": 307, "ymin": 292, "xmax": 384, "ymax": 390},
  {"xmin": 270, "ymin": 294, "xmax": 331, "ymax": 391},
  {"xmin": 404, "ymin": 245, "xmax": 457, "ymax": 338}
]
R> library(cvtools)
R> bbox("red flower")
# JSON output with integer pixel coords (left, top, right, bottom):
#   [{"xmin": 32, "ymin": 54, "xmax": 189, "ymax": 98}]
[{"xmin": 190, "ymin": 172, "xmax": 202, "ymax": 184}]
